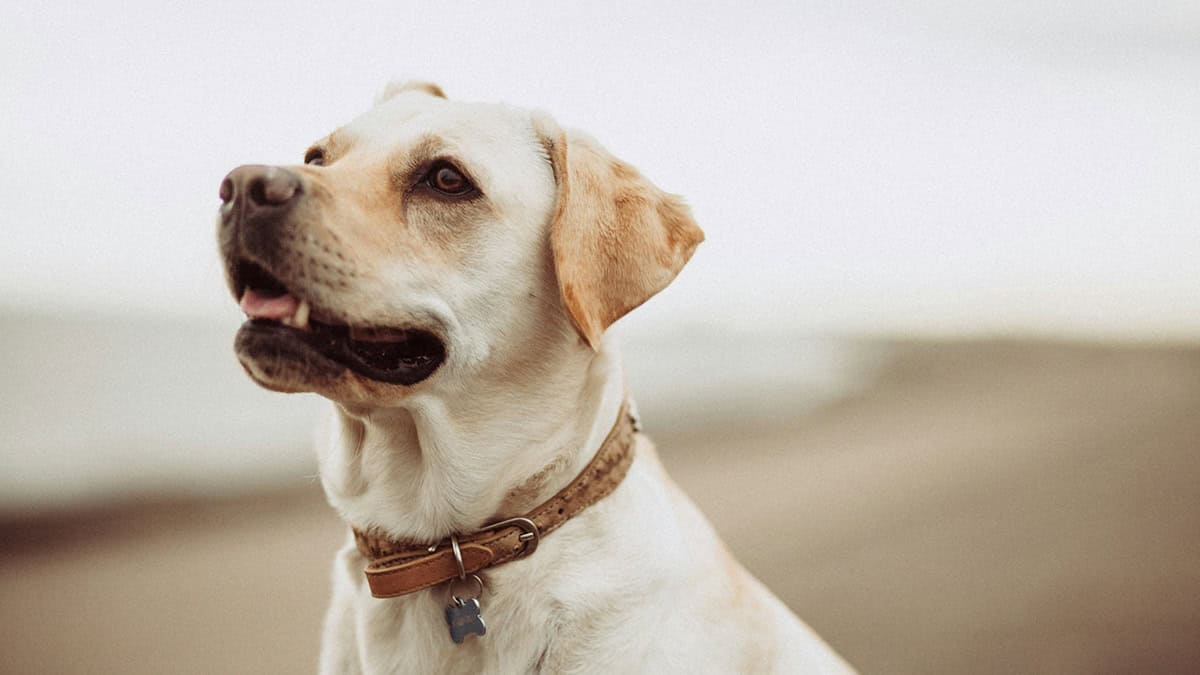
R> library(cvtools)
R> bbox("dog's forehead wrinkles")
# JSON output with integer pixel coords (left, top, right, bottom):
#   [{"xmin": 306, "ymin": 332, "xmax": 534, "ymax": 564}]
[{"xmin": 341, "ymin": 97, "xmax": 538, "ymax": 161}]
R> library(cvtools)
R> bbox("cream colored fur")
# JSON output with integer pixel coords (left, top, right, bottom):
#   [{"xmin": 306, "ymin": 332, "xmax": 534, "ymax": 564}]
[{"xmin": 232, "ymin": 81, "xmax": 855, "ymax": 673}]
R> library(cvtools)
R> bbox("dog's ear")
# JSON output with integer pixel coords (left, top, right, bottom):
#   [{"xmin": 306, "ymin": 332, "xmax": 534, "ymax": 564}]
[
  {"xmin": 378, "ymin": 80, "xmax": 447, "ymax": 103},
  {"xmin": 534, "ymin": 114, "xmax": 704, "ymax": 350}
]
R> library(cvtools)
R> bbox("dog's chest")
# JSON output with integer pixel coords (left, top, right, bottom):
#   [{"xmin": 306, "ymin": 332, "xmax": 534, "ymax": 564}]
[{"xmin": 354, "ymin": 581, "xmax": 558, "ymax": 675}]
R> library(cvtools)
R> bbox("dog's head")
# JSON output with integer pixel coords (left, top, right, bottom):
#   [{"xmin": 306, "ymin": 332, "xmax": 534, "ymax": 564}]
[{"xmin": 217, "ymin": 82, "xmax": 703, "ymax": 404}]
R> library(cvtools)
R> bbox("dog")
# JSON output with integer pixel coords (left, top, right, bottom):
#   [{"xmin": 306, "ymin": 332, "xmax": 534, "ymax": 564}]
[{"xmin": 217, "ymin": 81, "xmax": 855, "ymax": 674}]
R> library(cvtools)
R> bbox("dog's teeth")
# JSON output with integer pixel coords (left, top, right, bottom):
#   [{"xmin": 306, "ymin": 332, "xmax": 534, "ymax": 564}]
[
  {"xmin": 279, "ymin": 299, "xmax": 311, "ymax": 330},
  {"xmin": 294, "ymin": 300, "xmax": 310, "ymax": 329}
]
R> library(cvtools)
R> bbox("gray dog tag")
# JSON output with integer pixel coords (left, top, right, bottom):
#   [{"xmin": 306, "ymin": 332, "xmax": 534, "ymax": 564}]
[{"xmin": 445, "ymin": 597, "xmax": 487, "ymax": 643}]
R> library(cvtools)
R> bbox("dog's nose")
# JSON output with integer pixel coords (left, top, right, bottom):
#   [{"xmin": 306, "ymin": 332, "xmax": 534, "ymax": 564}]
[
  {"xmin": 216, "ymin": 165, "xmax": 304, "ymax": 273},
  {"xmin": 219, "ymin": 165, "xmax": 302, "ymax": 213}
]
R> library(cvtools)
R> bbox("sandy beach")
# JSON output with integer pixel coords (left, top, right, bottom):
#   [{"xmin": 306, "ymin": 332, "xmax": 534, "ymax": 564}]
[{"xmin": 3, "ymin": 339, "xmax": 1199, "ymax": 674}]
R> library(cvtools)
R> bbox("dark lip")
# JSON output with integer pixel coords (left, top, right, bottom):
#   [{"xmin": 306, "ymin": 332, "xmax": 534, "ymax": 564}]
[
  {"xmin": 235, "ymin": 321, "xmax": 345, "ymax": 385},
  {"xmin": 237, "ymin": 319, "xmax": 446, "ymax": 386}
]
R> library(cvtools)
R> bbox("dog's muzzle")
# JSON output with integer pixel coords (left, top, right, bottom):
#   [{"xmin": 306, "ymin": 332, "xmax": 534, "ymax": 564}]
[{"xmin": 216, "ymin": 164, "xmax": 447, "ymax": 386}]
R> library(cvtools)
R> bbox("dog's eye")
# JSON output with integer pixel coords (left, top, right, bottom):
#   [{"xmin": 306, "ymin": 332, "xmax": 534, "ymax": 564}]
[
  {"xmin": 304, "ymin": 148, "xmax": 325, "ymax": 166},
  {"xmin": 426, "ymin": 163, "xmax": 474, "ymax": 196}
]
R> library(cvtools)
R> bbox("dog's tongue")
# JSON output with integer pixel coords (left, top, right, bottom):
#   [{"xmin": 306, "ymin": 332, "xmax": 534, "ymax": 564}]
[{"xmin": 240, "ymin": 289, "xmax": 299, "ymax": 320}]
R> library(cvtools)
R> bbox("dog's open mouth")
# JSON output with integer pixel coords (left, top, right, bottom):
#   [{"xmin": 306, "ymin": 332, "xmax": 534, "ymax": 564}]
[{"xmin": 232, "ymin": 260, "xmax": 445, "ymax": 385}]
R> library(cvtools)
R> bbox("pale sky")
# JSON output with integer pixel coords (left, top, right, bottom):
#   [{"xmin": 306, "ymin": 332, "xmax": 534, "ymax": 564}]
[{"xmin": 3, "ymin": 1, "xmax": 1198, "ymax": 339}]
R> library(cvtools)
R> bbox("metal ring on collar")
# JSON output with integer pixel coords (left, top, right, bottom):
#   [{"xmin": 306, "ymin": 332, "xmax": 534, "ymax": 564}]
[
  {"xmin": 449, "ymin": 533, "xmax": 466, "ymax": 580},
  {"xmin": 446, "ymin": 573, "xmax": 484, "ymax": 603}
]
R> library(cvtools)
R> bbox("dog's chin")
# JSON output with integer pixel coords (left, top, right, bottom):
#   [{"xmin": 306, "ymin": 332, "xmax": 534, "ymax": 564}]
[
  {"xmin": 234, "ymin": 321, "xmax": 345, "ymax": 393},
  {"xmin": 234, "ymin": 320, "xmax": 446, "ymax": 394}
]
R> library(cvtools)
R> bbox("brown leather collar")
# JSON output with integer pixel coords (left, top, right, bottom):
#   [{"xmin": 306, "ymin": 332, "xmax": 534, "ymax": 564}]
[{"xmin": 352, "ymin": 401, "xmax": 638, "ymax": 598}]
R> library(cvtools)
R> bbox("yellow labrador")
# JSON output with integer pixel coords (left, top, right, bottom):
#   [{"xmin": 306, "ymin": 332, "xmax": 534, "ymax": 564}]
[{"xmin": 217, "ymin": 81, "xmax": 854, "ymax": 674}]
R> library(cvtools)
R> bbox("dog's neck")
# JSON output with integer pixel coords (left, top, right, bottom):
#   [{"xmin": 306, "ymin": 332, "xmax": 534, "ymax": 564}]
[{"xmin": 318, "ymin": 339, "xmax": 625, "ymax": 544}]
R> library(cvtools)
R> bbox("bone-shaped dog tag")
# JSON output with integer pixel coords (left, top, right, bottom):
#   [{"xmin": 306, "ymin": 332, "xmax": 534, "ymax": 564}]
[{"xmin": 445, "ymin": 597, "xmax": 487, "ymax": 643}]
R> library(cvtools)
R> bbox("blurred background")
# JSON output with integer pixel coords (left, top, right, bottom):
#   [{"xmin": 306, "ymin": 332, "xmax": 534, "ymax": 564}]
[{"xmin": 2, "ymin": 2, "xmax": 1198, "ymax": 673}]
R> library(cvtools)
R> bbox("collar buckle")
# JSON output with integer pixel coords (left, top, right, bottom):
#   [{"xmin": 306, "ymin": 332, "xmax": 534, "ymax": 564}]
[{"xmin": 471, "ymin": 517, "xmax": 540, "ymax": 558}]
